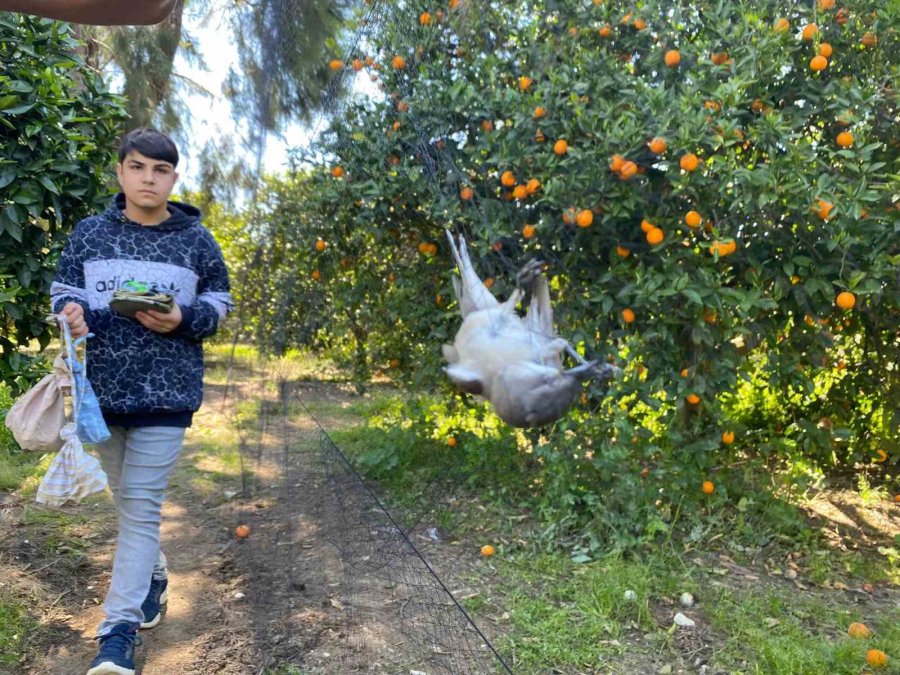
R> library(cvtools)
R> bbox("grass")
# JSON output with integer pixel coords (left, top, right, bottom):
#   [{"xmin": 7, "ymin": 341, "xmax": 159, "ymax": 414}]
[
  {"xmin": 706, "ymin": 588, "xmax": 900, "ymax": 674},
  {"xmin": 483, "ymin": 549, "xmax": 900, "ymax": 674},
  {"xmin": 0, "ymin": 596, "xmax": 34, "ymax": 670}
]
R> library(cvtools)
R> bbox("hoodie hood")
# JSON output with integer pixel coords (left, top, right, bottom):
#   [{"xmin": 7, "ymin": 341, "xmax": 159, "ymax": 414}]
[{"xmin": 108, "ymin": 193, "xmax": 201, "ymax": 232}]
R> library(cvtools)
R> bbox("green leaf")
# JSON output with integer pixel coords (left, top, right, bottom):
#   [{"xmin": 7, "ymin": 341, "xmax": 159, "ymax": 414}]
[{"xmin": 682, "ymin": 289, "xmax": 703, "ymax": 305}]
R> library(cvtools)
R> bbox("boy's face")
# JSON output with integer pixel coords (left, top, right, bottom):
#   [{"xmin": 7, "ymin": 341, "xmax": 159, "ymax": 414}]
[{"xmin": 116, "ymin": 150, "xmax": 178, "ymax": 210}]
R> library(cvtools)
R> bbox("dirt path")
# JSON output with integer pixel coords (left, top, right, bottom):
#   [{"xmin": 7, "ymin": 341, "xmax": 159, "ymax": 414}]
[
  {"xmin": 7, "ymin": 374, "xmax": 502, "ymax": 675},
  {"xmin": 23, "ymin": 383, "xmax": 254, "ymax": 675}
]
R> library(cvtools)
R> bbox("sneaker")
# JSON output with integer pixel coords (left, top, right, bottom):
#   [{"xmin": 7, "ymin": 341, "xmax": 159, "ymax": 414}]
[
  {"xmin": 86, "ymin": 622, "xmax": 141, "ymax": 675},
  {"xmin": 140, "ymin": 576, "xmax": 168, "ymax": 629}
]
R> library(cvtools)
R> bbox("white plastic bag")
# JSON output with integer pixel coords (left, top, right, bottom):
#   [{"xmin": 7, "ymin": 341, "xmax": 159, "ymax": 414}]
[{"xmin": 35, "ymin": 422, "xmax": 108, "ymax": 507}]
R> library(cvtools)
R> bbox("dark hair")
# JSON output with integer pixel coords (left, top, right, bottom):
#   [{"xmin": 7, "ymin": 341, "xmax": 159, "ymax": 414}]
[{"xmin": 118, "ymin": 128, "xmax": 179, "ymax": 167}]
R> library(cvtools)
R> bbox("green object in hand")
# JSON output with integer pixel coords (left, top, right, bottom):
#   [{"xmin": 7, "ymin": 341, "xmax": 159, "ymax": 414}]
[{"xmin": 109, "ymin": 288, "xmax": 175, "ymax": 318}]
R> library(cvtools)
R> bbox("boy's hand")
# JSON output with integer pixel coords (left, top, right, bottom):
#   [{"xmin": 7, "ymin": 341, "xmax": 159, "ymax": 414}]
[
  {"xmin": 135, "ymin": 305, "xmax": 183, "ymax": 334},
  {"xmin": 62, "ymin": 302, "xmax": 88, "ymax": 338}
]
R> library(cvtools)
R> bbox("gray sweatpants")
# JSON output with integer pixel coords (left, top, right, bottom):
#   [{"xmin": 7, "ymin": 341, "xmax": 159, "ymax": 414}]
[{"xmin": 94, "ymin": 425, "xmax": 185, "ymax": 635}]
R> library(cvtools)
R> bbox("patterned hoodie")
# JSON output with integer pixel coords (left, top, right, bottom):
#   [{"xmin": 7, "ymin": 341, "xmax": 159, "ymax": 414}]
[{"xmin": 50, "ymin": 193, "xmax": 232, "ymax": 427}]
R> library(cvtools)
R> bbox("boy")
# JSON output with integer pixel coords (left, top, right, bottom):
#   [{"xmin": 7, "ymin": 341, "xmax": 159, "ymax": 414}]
[{"xmin": 51, "ymin": 128, "xmax": 232, "ymax": 675}]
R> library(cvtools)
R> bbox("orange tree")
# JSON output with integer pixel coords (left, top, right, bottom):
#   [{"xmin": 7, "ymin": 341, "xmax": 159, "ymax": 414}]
[
  {"xmin": 261, "ymin": 0, "xmax": 897, "ymax": 547},
  {"xmin": 0, "ymin": 15, "xmax": 125, "ymax": 391}
]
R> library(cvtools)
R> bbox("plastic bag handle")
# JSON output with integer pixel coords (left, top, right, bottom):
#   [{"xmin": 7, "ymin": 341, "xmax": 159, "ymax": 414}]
[{"xmin": 54, "ymin": 315, "xmax": 93, "ymax": 425}]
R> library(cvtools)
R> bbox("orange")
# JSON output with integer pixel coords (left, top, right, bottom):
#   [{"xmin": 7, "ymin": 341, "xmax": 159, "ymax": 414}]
[
  {"xmin": 802, "ymin": 23, "xmax": 818, "ymax": 41},
  {"xmin": 554, "ymin": 139, "xmax": 569, "ymax": 155},
  {"xmin": 649, "ymin": 137, "xmax": 668, "ymax": 154},
  {"xmin": 640, "ymin": 218, "xmax": 654, "ymax": 233},
  {"xmin": 391, "ymin": 55, "xmax": 406, "ymax": 69},
  {"xmin": 328, "ymin": 59, "xmax": 343, "ymax": 70},
  {"xmin": 866, "ymin": 649, "xmax": 888, "ymax": 669},
  {"xmin": 810, "ymin": 55, "xmax": 828, "ymax": 72},
  {"xmin": 389, "ymin": 358, "xmax": 400, "ymax": 368},
  {"xmin": 459, "ymin": 186, "xmax": 474, "ymax": 201},
  {"xmin": 633, "ymin": 18, "xmax": 646, "ymax": 30},
  {"xmin": 500, "ymin": 170, "xmax": 516, "ymax": 187},
  {"xmin": 722, "ymin": 431, "xmax": 735, "ymax": 444},
  {"xmin": 512, "ymin": 184, "xmax": 528, "ymax": 200},
  {"xmin": 392, "ymin": 120, "xmax": 401, "ymax": 131},
  {"xmin": 835, "ymin": 291, "xmax": 855, "ymax": 310},
  {"xmin": 836, "ymin": 8, "xmax": 848, "ymax": 24},
  {"xmin": 711, "ymin": 51, "xmax": 729, "ymax": 65},
  {"xmin": 836, "ymin": 131, "xmax": 853, "ymax": 148},
  {"xmin": 815, "ymin": 200, "xmax": 834, "ymax": 220},
  {"xmin": 576, "ymin": 209, "xmax": 593, "ymax": 228},
  {"xmin": 664, "ymin": 49, "xmax": 681, "ymax": 67},
  {"xmin": 533, "ymin": 106, "xmax": 546, "ymax": 118},
  {"xmin": 774, "ymin": 17, "xmax": 790, "ymax": 32},
  {"xmin": 621, "ymin": 308, "xmax": 636, "ymax": 324},
  {"xmin": 818, "ymin": 42, "xmax": 833, "ymax": 57},
  {"xmin": 483, "ymin": 277, "xmax": 494, "ymax": 289},
  {"xmin": 680, "ymin": 153, "xmax": 699, "ymax": 171},
  {"xmin": 818, "ymin": 0, "xmax": 835, "ymax": 8},
  {"xmin": 615, "ymin": 245, "xmax": 631, "ymax": 258},
  {"xmin": 331, "ymin": 165, "xmax": 344, "ymax": 178},
  {"xmin": 702, "ymin": 480, "xmax": 715, "ymax": 494},
  {"xmin": 447, "ymin": 436, "xmax": 457, "ymax": 447},
  {"xmin": 315, "ymin": 239, "xmax": 326, "ymax": 252},
  {"xmin": 419, "ymin": 11, "xmax": 432, "ymax": 25},
  {"xmin": 710, "ymin": 241, "xmax": 728, "ymax": 257},
  {"xmin": 435, "ymin": 293, "xmax": 443, "ymax": 306},
  {"xmin": 562, "ymin": 207, "xmax": 576, "ymax": 224},
  {"xmin": 685, "ymin": 210, "xmax": 702, "ymax": 228},
  {"xmin": 526, "ymin": 178, "xmax": 541, "ymax": 194},
  {"xmin": 522, "ymin": 224, "xmax": 536, "ymax": 238},
  {"xmin": 235, "ymin": 524, "xmax": 250, "ymax": 538},
  {"xmin": 687, "ymin": 393, "xmax": 701, "ymax": 405},
  {"xmin": 680, "ymin": 368, "xmax": 689, "ymax": 377},
  {"xmin": 417, "ymin": 242, "xmax": 431, "ymax": 254},
  {"xmin": 609, "ymin": 154, "xmax": 626, "ymax": 173},
  {"xmin": 311, "ymin": 270, "xmax": 321, "ymax": 281},
  {"xmin": 480, "ymin": 544, "xmax": 495, "ymax": 557},
  {"xmin": 598, "ymin": 25, "xmax": 612, "ymax": 38},
  {"xmin": 646, "ymin": 227, "xmax": 664, "ymax": 245},
  {"xmin": 535, "ymin": 128, "xmax": 545, "ymax": 143},
  {"xmin": 703, "ymin": 308, "xmax": 717, "ymax": 324},
  {"xmin": 518, "ymin": 75, "xmax": 533, "ymax": 91},
  {"xmin": 751, "ymin": 98, "xmax": 766, "ymax": 113},
  {"xmin": 875, "ymin": 449, "xmax": 888, "ymax": 463},
  {"xmin": 482, "ymin": 119, "xmax": 494, "ymax": 132},
  {"xmin": 351, "ymin": 58, "xmax": 364, "ymax": 71},
  {"xmin": 619, "ymin": 161, "xmax": 638, "ymax": 180},
  {"xmin": 397, "ymin": 101, "xmax": 409, "ymax": 113},
  {"xmin": 861, "ymin": 32, "xmax": 877, "ymax": 48}
]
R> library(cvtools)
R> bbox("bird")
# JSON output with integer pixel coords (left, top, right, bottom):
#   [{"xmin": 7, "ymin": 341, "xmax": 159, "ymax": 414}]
[{"xmin": 442, "ymin": 231, "xmax": 616, "ymax": 428}]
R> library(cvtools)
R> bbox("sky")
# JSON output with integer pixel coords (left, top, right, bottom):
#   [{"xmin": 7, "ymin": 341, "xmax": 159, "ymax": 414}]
[{"xmin": 172, "ymin": 3, "xmax": 311, "ymax": 190}]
